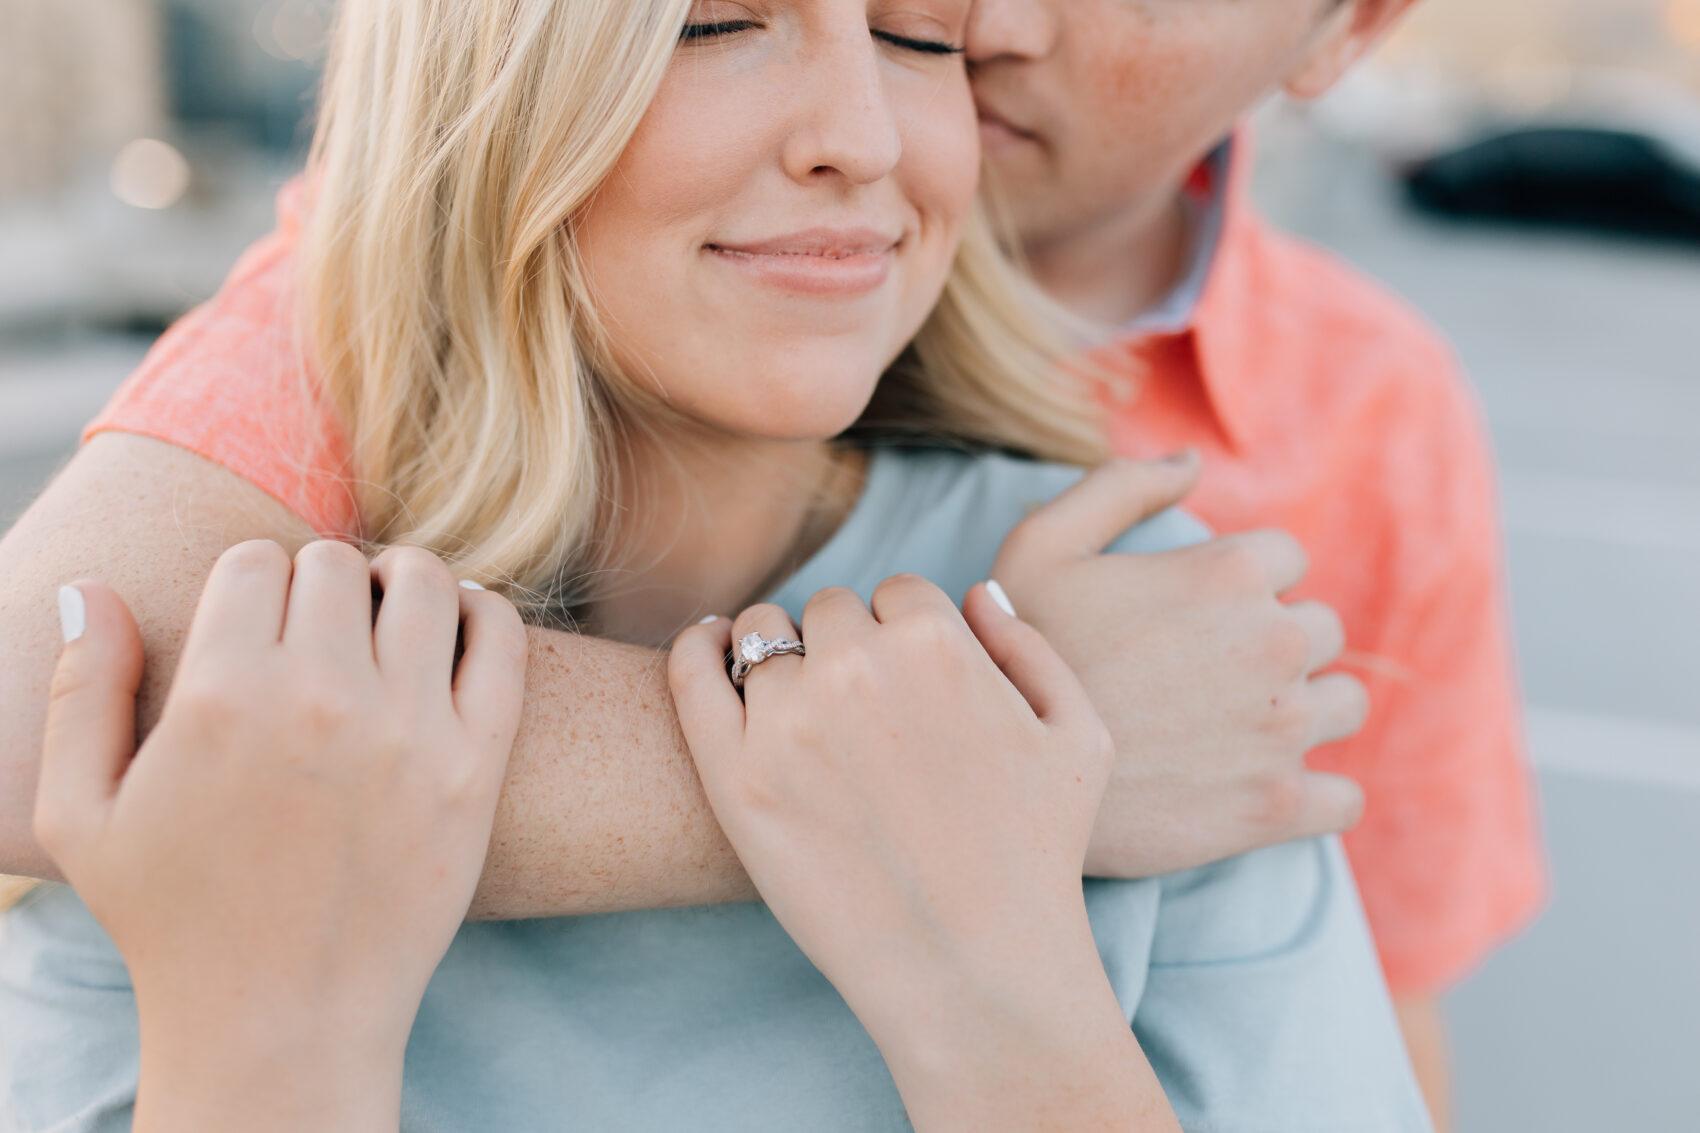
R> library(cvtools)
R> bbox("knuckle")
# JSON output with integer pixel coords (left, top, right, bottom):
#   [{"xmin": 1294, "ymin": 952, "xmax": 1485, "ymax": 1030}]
[
  {"xmin": 1338, "ymin": 781, "xmax": 1367, "ymax": 830},
  {"xmin": 46, "ymin": 657, "xmax": 96, "ymax": 709},
  {"xmin": 1339, "ymin": 674, "xmax": 1371, "ymax": 719},
  {"xmin": 1266, "ymin": 529, "xmax": 1308, "ymax": 575},
  {"xmin": 821, "ymin": 645, "xmax": 882, "ymax": 699},
  {"xmin": 872, "ymin": 573, "xmax": 927, "ymax": 602},
  {"xmin": 807, "ymin": 585, "xmax": 858, "ymax": 609},
  {"xmin": 1248, "ymin": 772, "xmax": 1308, "ymax": 835},
  {"xmin": 367, "ymin": 713, "xmax": 415, "ymax": 766},
  {"xmin": 1206, "ymin": 541, "xmax": 1268, "ymax": 595},
  {"xmin": 220, "ymin": 538, "xmax": 290, "ymax": 576},
  {"xmin": 803, "ymin": 586, "xmax": 860, "ymax": 621},
  {"xmin": 429, "ymin": 740, "xmax": 487, "ymax": 796},
  {"xmin": 170, "ymin": 673, "xmax": 248, "ymax": 731},
  {"xmin": 734, "ymin": 602, "xmax": 789, "ymax": 633},
  {"xmin": 1266, "ymin": 691, "xmax": 1314, "ymax": 747},
  {"xmin": 892, "ymin": 608, "xmax": 957, "ymax": 657},
  {"xmin": 295, "ymin": 538, "xmax": 367, "ymax": 575},
  {"xmin": 489, "ymin": 607, "xmax": 531, "ymax": 670},
  {"xmin": 290, "ymin": 677, "xmax": 360, "ymax": 736},
  {"xmin": 996, "ymin": 514, "xmax": 1051, "ymax": 569},
  {"xmin": 392, "ymin": 545, "xmax": 454, "ymax": 590},
  {"xmin": 1317, "ymin": 602, "xmax": 1346, "ymax": 642},
  {"xmin": 1265, "ymin": 616, "xmax": 1314, "ymax": 675}
]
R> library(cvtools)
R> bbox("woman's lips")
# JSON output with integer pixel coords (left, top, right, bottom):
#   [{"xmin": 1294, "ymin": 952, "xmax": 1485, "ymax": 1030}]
[{"xmin": 706, "ymin": 228, "xmax": 899, "ymax": 297}]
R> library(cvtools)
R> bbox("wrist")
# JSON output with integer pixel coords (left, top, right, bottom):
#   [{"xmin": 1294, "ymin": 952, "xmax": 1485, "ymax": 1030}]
[
  {"xmin": 842, "ymin": 904, "xmax": 1173, "ymax": 1131},
  {"xmin": 136, "ymin": 994, "xmax": 408, "ymax": 1133},
  {"xmin": 874, "ymin": 965, "xmax": 1163, "ymax": 1133}
]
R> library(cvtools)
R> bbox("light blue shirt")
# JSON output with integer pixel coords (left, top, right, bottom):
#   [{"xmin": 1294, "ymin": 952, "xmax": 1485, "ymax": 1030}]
[{"xmin": 0, "ymin": 448, "xmax": 1431, "ymax": 1133}]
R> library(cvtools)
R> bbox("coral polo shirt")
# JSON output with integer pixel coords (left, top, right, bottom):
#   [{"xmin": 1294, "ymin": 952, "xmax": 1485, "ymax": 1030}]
[
  {"xmin": 87, "ymin": 146, "xmax": 1544, "ymax": 997},
  {"xmin": 1093, "ymin": 141, "xmax": 1545, "ymax": 995}
]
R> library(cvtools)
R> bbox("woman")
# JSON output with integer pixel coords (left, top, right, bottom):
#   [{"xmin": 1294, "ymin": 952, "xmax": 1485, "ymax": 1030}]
[{"xmin": 0, "ymin": 0, "xmax": 1426, "ymax": 1129}]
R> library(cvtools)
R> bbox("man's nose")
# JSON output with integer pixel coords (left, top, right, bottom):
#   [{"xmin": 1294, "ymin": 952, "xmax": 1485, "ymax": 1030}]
[{"xmin": 965, "ymin": 0, "xmax": 1060, "ymax": 65}]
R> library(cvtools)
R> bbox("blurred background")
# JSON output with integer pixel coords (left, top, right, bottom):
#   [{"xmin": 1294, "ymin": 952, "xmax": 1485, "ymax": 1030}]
[{"xmin": 1, "ymin": 2, "xmax": 1696, "ymax": 1129}]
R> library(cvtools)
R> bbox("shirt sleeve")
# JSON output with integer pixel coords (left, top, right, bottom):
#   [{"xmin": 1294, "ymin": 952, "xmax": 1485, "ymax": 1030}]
[
  {"xmin": 81, "ymin": 179, "xmax": 360, "ymax": 541},
  {"xmin": 1134, "ymin": 838, "xmax": 1434, "ymax": 1133},
  {"xmin": 0, "ymin": 887, "xmax": 138, "ymax": 1133},
  {"xmin": 1322, "ymin": 366, "xmax": 1547, "ymax": 998}
]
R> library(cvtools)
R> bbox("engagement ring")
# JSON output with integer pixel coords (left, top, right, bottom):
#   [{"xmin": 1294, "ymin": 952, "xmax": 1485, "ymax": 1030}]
[{"xmin": 729, "ymin": 631, "xmax": 806, "ymax": 688}]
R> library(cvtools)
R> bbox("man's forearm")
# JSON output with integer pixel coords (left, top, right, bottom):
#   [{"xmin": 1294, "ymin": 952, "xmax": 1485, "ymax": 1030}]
[
  {"xmin": 0, "ymin": 436, "xmax": 750, "ymax": 913},
  {"xmin": 467, "ymin": 628, "xmax": 756, "ymax": 918}
]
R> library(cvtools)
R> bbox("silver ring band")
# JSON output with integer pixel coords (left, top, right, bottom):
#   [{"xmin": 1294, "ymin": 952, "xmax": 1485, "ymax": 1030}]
[{"xmin": 729, "ymin": 631, "xmax": 806, "ymax": 689}]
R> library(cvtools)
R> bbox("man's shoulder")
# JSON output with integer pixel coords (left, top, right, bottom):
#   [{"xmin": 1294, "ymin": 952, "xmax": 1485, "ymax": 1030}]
[
  {"xmin": 1231, "ymin": 212, "xmax": 1466, "ymax": 410},
  {"xmin": 1194, "ymin": 208, "xmax": 1496, "ymax": 494},
  {"xmin": 1216, "ymin": 214, "xmax": 1504, "ymax": 572}
]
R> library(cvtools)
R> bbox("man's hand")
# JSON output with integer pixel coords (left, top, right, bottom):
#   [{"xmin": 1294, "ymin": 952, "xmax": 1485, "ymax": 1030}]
[{"xmin": 991, "ymin": 454, "xmax": 1369, "ymax": 878}]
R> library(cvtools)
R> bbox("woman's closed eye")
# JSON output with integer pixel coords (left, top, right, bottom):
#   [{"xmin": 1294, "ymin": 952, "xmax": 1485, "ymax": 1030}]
[
  {"xmin": 678, "ymin": 21, "xmax": 963, "ymax": 56},
  {"xmin": 872, "ymin": 29, "xmax": 963, "ymax": 55},
  {"xmin": 680, "ymin": 19, "xmax": 760, "ymax": 42}
]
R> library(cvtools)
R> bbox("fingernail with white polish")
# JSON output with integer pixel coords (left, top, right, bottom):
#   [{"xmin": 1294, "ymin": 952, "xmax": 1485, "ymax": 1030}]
[
  {"xmin": 985, "ymin": 580, "xmax": 1017, "ymax": 618},
  {"xmin": 459, "ymin": 580, "xmax": 485, "ymax": 591},
  {"xmin": 698, "ymin": 615, "xmax": 722, "ymax": 625},
  {"xmin": 58, "ymin": 586, "xmax": 87, "ymax": 644}
]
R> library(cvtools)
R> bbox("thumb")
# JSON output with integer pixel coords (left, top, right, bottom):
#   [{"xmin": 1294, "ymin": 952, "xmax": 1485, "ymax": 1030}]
[
  {"xmin": 961, "ymin": 582, "xmax": 1096, "ymax": 733},
  {"xmin": 34, "ymin": 583, "xmax": 144, "ymax": 859},
  {"xmin": 993, "ymin": 452, "xmax": 1200, "ymax": 576}
]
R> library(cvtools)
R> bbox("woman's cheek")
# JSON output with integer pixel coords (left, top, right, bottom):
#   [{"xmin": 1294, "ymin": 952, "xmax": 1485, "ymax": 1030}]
[{"xmin": 899, "ymin": 79, "xmax": 981, "ymax": 228}]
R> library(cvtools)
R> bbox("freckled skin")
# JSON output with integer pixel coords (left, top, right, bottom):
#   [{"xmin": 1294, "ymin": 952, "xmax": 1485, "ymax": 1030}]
[
  {"xmin": 973, "ymin": 0, "xmax": 1334, "ymax": 250},
  {"xmin": 966, "ymin": 0, "xmax": 1343, "ymax": 322}
]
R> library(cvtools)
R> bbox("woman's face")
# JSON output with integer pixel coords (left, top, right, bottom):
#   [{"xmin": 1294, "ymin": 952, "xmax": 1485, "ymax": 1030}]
[{"xmin": 577, "ymin": 0, "xmax": 978, "ymax": 442}]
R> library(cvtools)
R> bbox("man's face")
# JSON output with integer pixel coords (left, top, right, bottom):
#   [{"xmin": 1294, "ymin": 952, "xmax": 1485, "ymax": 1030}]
[{"xmin": 966, "ymin": 0, "xmax": 1342, "ymax": 250}]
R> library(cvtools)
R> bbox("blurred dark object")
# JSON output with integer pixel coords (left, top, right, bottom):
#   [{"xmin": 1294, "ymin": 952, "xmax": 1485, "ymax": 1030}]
[{"xmin": 1403, "ymin": 127, "xmax": 1700, "ymax": 246}]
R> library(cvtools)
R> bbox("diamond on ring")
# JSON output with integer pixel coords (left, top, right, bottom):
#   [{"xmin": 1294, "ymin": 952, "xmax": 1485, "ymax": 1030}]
[{"xmin": 729, "ymin": 631, "xmax": 805, "ymax": 689}]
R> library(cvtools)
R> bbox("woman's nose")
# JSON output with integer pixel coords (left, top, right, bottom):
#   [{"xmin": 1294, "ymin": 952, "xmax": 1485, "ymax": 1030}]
[{"xmin": 780, "ymin": 30, "xmax": 904, "ymax": 186}]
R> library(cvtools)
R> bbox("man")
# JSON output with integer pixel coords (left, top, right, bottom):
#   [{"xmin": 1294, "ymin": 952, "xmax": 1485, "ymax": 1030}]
[{"xmin": 967, "ymin": 0, "xmax": 1545, "ymax": 1124}]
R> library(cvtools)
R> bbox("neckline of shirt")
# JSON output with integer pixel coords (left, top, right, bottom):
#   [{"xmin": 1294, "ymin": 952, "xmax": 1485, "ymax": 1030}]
[{"xmin": 1115, "ymin": 137, "xmax": 1235, "ymax": 341}]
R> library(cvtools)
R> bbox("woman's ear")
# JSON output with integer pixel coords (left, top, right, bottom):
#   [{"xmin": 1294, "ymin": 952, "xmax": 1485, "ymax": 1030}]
[{"xmin": 1282, "ymin": 0, "xmax": 1423, "ymax": 102}]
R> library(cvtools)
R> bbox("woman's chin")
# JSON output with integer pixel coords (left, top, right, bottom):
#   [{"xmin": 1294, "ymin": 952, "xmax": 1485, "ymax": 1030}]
[{"xmin": 684, "ymin": 383, "xmax": 881, "ymax": 446}]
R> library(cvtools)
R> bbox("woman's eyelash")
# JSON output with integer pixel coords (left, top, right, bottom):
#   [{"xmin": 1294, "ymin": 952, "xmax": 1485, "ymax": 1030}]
[
  {"xmin": 680, "ymin": 20, "xmax": 760, "ymax": 41},
  {"xmin": 679, "ymin": 22, "xmax": 963, "ymax": 56},
  {"xmin": 873, "ymin": 31, "xmax": 965, "ymax": 56}
]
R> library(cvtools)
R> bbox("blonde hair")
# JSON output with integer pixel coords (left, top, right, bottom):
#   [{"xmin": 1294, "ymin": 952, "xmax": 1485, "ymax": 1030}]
[{"xmin": 301, "ymin": 0, "xmax": 1105, "ymax": 618}]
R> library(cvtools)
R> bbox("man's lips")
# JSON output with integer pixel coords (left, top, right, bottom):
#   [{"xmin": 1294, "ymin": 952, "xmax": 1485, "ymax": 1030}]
[
  {"xmin": 705, "ymin": 228, "xmax": 901, "ymax": 297},
  {"xmin": 975, "ymin": 101, "xmax": 1040, "ymax": 149}
]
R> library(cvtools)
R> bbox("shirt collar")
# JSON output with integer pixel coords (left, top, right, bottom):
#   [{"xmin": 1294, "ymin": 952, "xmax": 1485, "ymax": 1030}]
[
  {"xmin": 1121, "ymin": 139, "xmax": 1233, "ymax": 338},
  {"xmin": 1189, "ymin": 126, "xmax": 1277, "ymax": 452},
  {"xmin": 1116, "ymin": 128, "xmax": 1269, "ymax": 452}
]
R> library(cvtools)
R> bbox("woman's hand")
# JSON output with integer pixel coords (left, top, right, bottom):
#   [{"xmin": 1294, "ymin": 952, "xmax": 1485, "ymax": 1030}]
[
  {"xmin": 991, "ymin": 454, "xmax": 1370, "ymax": 876},
  {"xmin": 669, "ymin": 576, "xmax": 1179, "ymax": 1133},
  {"xmin": 33, "ymin": 539, "xmax": 527, "ymax": 1133}
]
